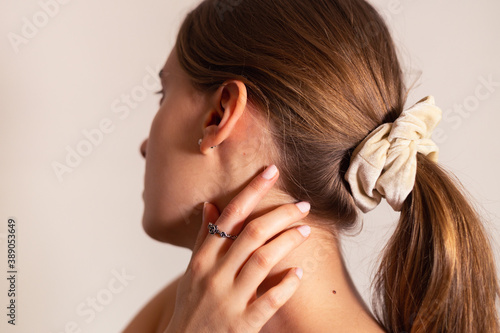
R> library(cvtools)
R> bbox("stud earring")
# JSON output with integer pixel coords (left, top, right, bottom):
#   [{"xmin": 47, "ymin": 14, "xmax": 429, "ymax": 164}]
[{"xmin": 198, "ymin": 138, "xmax": 217, "ymax": 149}]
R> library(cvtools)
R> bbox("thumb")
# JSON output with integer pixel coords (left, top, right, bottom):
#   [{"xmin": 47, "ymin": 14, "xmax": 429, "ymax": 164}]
[{"xmin": 192, "ymin": 202, "xmax": 220, "ymax": 254}]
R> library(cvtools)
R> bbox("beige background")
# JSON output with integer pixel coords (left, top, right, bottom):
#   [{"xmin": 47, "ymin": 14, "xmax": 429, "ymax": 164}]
[{"xmin": 1, "ymin": 0, "xmax": 499, "ymax": 332}]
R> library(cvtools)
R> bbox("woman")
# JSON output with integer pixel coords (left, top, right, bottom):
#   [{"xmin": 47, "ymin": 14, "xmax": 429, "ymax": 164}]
[{"xmin": 124, "ymin": 0, "xmax": 500, "ymax": 332}]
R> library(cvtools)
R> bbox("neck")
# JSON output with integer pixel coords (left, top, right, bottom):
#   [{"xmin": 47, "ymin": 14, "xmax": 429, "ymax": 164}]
[
  {"xmin": 255, "ymin": 219, "xmax": 385, "ymax": 332},
  {"xmin": 210, "ymin": 183, "xmax": 386, "ymax": 332}
]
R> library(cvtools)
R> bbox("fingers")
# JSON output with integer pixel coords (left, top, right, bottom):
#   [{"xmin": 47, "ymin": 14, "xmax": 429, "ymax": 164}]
[
  {"xmin": 243, "ymin": 267, "xmax": 302, "ymax": 331},
  {"xmin": 223, "ymin": 201, "xmax": 310, "ymax": 272},
  {"xmin": 192, "ymin": 202, "xmax": 220, "ymax": 254},
  {"xmin": 189, "ymin": 164, "xmax": 280, "ymax": 275},
  {"xmin": 206, "ymin": 165, "xmax": 280, "ymax": 243},
  {"xmin": 234, "ymin": 224, "xmax": 310, "ymax": 297},
  {"xmin": 187, "ymin": 202, "xmax": 221, "ymax": 278}
]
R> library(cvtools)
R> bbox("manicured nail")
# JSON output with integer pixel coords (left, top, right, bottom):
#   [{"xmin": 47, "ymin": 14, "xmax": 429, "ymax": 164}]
[
  {"xmin": 295, "ymin": 201, "xmax": 310, "ymax": 213},
  {"xmin": 261, "ymin": 164, "xmax": 278, "ymax": 180},
  {"xmin": 296, "ymin": 225, "xmax": 311, "ymax": 237},
  {"xmin": 295, "ymin": 267, "xmax": 303, "ymax": 280}
]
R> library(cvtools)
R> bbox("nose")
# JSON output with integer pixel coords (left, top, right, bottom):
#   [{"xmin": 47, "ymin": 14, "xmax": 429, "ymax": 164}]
[{"xmin": 140, "ymin": 139, "xmax": 148, "ymax": 158}]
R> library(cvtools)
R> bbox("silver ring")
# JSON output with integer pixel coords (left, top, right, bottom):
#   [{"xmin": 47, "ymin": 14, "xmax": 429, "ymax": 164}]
[{"xmin": 208, "ymin": 223, "xmax": 238, "ymax": 240}]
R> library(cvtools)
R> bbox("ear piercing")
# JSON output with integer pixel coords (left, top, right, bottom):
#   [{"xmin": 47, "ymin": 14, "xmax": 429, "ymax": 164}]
[{"xmin": 198, "ymin": 138, "xmax": 217, "ymax": 149}]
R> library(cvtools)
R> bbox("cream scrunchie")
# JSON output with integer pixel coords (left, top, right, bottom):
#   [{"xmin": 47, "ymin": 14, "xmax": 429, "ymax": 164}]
[{"xmin": 344, "ymin": 96, "xmax": 443, "ymax": 213}]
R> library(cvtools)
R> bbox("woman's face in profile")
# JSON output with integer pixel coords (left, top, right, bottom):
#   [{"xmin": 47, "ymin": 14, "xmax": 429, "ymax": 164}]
[{"xmin": 140, "ymin": 49, "xmax": 211, "ymax": 247}]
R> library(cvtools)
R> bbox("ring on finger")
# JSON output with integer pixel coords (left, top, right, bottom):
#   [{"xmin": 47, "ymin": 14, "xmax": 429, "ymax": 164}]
[{"xmin": 208, "ymin": 223, "xmax": 238, "ymax": 240}]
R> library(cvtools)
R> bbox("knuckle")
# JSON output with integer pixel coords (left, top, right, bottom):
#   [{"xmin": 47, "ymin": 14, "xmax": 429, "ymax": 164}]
[
  {"xmin": 220, "ymin": 202, "xmax": 242, "ymax": 220},
  {"xmin": 205, "ymin": 276, "xmax": 219, "ymax": 291},
  {"xmin": 200, "ymin": 273, "xmax": 220, "ymax": 292},
  {"xmin": 189, "ymin": 255, "xmax": 205, "ymax": 276},
  {"xmin": 285, "ymin": 204, "xmax": 299, "ymax": 219},
  {"xmin": 207, "ymin": 267, "xmax": 228, "ymax": 290},
  {"xmin": 248, "ymin": 177, "xmax": 266, "ymax": 194},
  {"xmin": 244, "ymin": 222, "xmax": 265, "ymax": 241},
  {"xmin": 252, "ymin": 249, "xmax": 271, "ymax": 270},
  {"xmin": 266, "ymin": 289, "xmax": 286, "ymax": 309}
]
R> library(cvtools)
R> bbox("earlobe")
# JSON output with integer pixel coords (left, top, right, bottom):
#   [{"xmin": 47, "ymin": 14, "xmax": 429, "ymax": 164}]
[
  {"xmin": 199, "ymin": 80, "xmax": 247, "ymax": 153},
  {"xmin": 198, "ymin": 138, "xmax": 217, "ymax": 149}
]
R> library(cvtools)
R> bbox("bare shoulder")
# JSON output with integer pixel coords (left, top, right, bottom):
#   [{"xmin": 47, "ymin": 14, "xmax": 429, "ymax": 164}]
[{"xmin": 122, "ymin": 275, "xmax": 181, "ymax": 333}]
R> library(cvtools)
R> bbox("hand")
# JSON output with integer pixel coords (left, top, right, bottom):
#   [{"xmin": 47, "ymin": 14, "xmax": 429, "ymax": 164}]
[{"xmin": 164, "ymin": 165, "xmax": 311, "ymax": 333}]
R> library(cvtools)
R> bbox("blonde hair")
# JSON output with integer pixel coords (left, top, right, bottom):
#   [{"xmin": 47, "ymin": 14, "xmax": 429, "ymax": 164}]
[{"xmin": 175, "ymin": 0, "xmax": 500, "ymax": 331}]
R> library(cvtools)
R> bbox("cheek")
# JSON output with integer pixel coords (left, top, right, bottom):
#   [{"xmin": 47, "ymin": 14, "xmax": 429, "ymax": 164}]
[
  {"xmin": 151, "ymin": 97, "xmax": 199, "ymax": 149},
  {"xmin": 143, "ymin": 104, "xmax": 207, "ymax": 230},
  {"xmin": 149, "ymin": 106, "xmax": 174, "ymax": 149}
]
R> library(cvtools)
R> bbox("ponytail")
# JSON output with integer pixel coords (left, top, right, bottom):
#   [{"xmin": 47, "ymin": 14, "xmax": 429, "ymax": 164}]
[
  {"xmin": 174, "ymin": 0, "xmax": 499, "ymax": 330},
  {"xmin": 373, "ymin": 153, "xmax": 500, "ymax": 332}
]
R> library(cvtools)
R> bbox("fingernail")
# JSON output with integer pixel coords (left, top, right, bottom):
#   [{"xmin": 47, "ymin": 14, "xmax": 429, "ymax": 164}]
[
  {"xmin": 295, "ymin": 201, "xmax": 310, "ymax": 213},
  {"xmin": 261, "ymin": 164, "xmax": 278, "ymax": 180},
  {"xmin": 296, "ymin": 225, "xmax": 311, "ymax": 237},
  {"xmin": 295, "ymin": 267, "xmax": 303, "ymax": 280}
]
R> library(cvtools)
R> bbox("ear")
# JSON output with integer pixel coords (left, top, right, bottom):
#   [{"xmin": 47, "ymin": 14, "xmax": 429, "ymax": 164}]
[{"xmin": 200, "ymin": 80, "xmax": 247, "ymax": 153}]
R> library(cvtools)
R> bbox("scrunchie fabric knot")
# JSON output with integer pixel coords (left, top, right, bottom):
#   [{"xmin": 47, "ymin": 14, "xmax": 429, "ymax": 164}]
[{"xmin": 344, "ymin": 96, "xmax": 443, "ymax": 213}]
